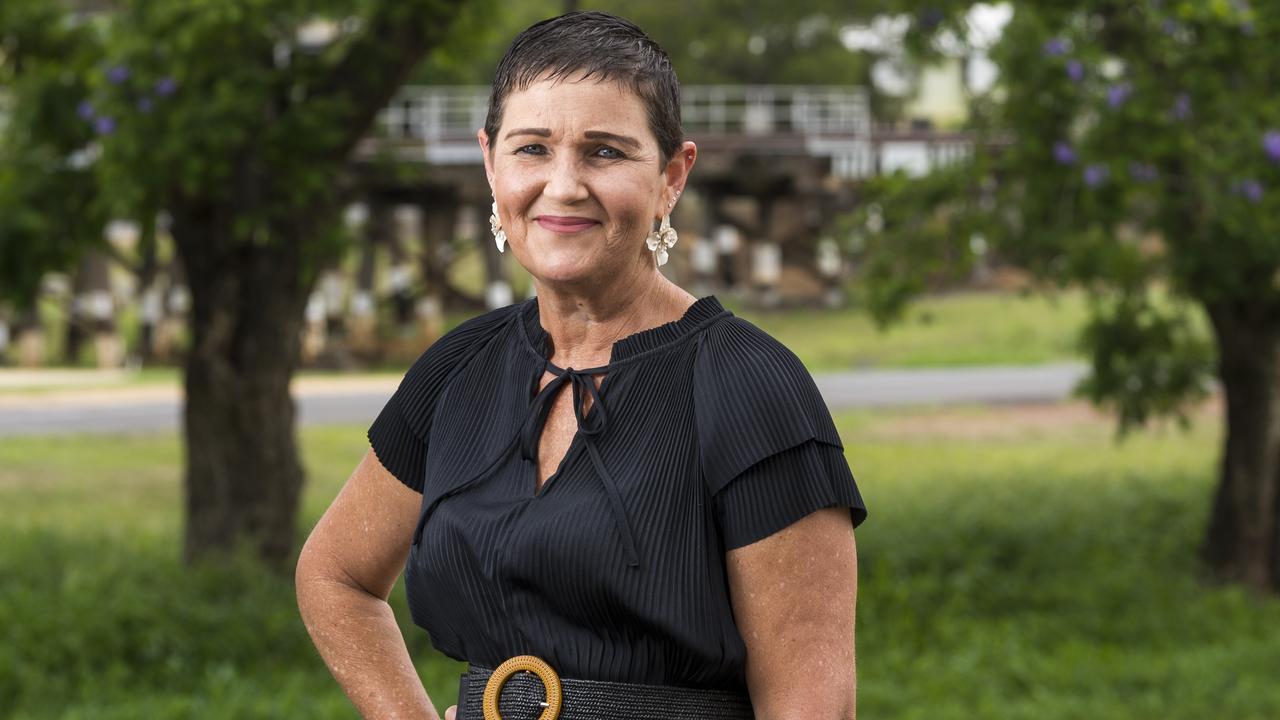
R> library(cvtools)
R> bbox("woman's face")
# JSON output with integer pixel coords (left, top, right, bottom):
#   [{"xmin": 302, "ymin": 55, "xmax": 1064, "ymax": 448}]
[{"xmin": 480, "ymin": 76, "xmax": 695, "ymax": 290}]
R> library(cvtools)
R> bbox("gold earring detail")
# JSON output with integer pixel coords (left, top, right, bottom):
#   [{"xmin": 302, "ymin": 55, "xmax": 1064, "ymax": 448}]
[
  {"xmin": 646, "ymin": 214, "xmax": 678, "ymax": 266},
  {"xmin": 489, "ymin": 199, "xmax": 506, "ymax": 253}
]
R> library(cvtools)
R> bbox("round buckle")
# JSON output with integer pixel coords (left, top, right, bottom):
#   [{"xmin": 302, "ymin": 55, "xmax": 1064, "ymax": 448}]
[{"xmin": 482, "ymin": 655, "xmax": 563, "ymax": 720}]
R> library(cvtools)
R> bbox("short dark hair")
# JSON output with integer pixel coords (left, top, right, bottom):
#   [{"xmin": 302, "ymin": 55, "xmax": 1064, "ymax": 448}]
[{"xmin": 484, "ymin": 11, "xmax": 683, "ymax": 166}]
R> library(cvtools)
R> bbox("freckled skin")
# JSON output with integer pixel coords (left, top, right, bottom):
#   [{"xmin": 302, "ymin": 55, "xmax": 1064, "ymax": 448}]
[{"xmin": 728, "ymin": 508, "xmax": 859, "ymax": 719}]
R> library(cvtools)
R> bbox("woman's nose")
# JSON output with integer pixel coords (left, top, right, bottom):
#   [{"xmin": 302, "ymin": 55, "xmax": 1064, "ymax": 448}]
[{"xmin": 543, "ymin": 156, "xmax": 589, "ymax": 204}]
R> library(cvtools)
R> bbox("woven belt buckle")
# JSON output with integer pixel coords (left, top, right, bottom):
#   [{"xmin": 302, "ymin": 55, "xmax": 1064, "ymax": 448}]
[{"xmin": 482, "ymin": 655, "xmax": 563, "ymax": 720}]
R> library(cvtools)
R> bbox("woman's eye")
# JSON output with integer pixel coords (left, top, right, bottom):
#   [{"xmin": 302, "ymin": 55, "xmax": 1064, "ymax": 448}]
[
  {"xmin": 515, "ymin": 144, "xmax": 545, "ymax": 155},
  {"xmin": 594, "ymin": 146, "xmax": 625, "ymax": 160}
]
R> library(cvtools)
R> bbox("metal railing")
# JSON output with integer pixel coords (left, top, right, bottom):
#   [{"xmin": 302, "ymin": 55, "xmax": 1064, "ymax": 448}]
[{"xmin": 375, "ymin": 84, "xmax": 871, "ymax": 142}]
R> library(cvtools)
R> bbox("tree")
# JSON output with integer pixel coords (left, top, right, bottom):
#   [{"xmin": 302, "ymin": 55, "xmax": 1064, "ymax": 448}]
[
  {"xmin": 856, "ymin": 1, "xmax": 1280, "ymax": 592},
  {"xmin": 2, "ymin": 0, "xmax": 472, "ymax": 569},
  {"xmin": 409, "ymin": 1, "xmax": 889, "ymax": 110},
  {"xmin": 0, "ymin": 0, "xmax": 109, "ymax": 308}
]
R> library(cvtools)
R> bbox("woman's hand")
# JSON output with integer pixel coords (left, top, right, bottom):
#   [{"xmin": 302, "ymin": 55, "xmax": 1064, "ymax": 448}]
[
  {"xmin": 444, "ymin": 705, "xmax": 457, "ymax": 720},
  {"xmin": 297, "ymin": 449, "xmax": 442, "ymax": 719}
]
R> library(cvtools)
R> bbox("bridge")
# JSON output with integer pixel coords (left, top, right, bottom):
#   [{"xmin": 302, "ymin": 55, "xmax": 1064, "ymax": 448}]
[
  {"xmin": 350, "ymin": 85, "xmax": 976, "ymax": 310},
  {"xmin": 361, "ymin": 84, "xmax": 971, "ymax": 179}
]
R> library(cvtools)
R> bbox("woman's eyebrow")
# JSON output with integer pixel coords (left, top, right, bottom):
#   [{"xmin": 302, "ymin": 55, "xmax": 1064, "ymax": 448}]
[
  {"xmin": 504, "ymin": 127, "xmax": 552, "ymax": 140},
  {"xmin": 583, "ymin": 131, "xmax": 641, "ymax": 150}
]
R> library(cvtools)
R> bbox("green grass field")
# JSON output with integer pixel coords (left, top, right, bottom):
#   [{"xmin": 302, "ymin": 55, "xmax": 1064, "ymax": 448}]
[
  {"xmin": 728, "ymin": 289, "xmax": 1092, "ymax": 371},
  {"xmin": 2, "ymin": 404, "xmax": 1278, "ymax": 719}
]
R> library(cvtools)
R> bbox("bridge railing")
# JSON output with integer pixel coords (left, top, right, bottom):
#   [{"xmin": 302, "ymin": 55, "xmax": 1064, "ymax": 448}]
[
  {"xmin": 376, "ymin": 84, "xmax": 871, "ymax": 142},
  {"xmin": 682, "ymin": 85, "xmax": 870, "ymax": 137}
]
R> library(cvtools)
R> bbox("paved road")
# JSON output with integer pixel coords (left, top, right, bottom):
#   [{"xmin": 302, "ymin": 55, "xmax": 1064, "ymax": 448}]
[{"xmin": 0, "ymin": 363, "xmax": 1088, "ymax": 437}]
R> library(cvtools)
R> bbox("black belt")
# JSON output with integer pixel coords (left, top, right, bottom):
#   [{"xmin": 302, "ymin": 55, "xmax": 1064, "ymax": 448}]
[{"xmin": 457, "ymin": 656, "xmax": 755, "ymax": 720}]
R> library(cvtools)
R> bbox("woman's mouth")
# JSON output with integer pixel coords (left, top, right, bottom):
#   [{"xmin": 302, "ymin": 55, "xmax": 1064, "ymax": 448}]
[{"xmin": 534, "ymin": 216, "xmax": 600, "ymax": 234}]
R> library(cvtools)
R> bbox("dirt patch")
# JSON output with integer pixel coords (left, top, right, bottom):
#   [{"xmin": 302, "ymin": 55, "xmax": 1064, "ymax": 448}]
[{"xmin": 866, "ymin": 395, "xmax": 1223, "ymax": 441}]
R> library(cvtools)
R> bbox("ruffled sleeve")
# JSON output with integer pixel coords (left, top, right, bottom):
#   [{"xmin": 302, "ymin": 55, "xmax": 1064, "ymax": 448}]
[
  {"xmin": 367, "ymin": 305, "xmax": 520, "ymax": 492},
  {"xmin": 694, "ymin": 317, "xmax": 866, "ymax": 549}
]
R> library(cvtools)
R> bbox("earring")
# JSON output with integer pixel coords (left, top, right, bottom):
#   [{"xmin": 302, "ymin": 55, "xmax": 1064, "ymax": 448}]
[
  {"xmin": 489, "ymin": 198, "xmax": 506, "ymax": 252},
  {"xmin": 646, "ymin": 214, "xmax": 678, "ymax": 266}
]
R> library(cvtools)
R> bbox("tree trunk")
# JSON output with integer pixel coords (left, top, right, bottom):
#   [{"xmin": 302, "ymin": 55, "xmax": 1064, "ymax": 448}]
[
  {"xmin": 1202, "ymin": 302, "xmax": 1280, "ymax": 592},
  {"xmin": 172, "ymin": 208, "xmax": 313, "ymax": 570}
]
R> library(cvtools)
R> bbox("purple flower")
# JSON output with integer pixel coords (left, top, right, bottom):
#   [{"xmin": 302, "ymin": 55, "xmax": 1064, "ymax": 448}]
[
  {"xmin": 1263, "ymin": 130, "xmax": 1280, "ymax": 163},
  {"xmin": 1107, "ymin": 83, "xmax": 1132, "ymax": 109},
  {"xmin": 1066, "ymin": 59, "xmax": 1085, "ymax": 83},
  {"xmin": 1234, "ymin": 179, "xmax": 1264, "ymax": 203},
  {"xmin": 93, "ymin": 116, "xmax": 116, "ymax": 136},
  {"xmin": 136, "ymin": 96, "xmax": 154, "ymax": 113},
  {"xmin": 106, "ymin": 65, "xmax": 130, "ymax": 85},
  {"xmin": 1053, "ymin": 141, "xmax": 1077, "ymax": 165},
  {"xmin": 1083, "ymin": 164, "xmax": 1110, "ymax": 187},
  {"xmin": 918, "ymin": 8, "xmax": 944, "ymax": 31},
  {"xmin": 76, "ymin": 100, "xmax": 95, "ymax": 121},
  {"xmin": 1172, "ymin": 93, "xmax": 1192, "ymax": 121},
  {"xmin": 1043, "ymin": 37, "xmax": 1069, "ymax": 57},
  {"xmin": 154, "ymin": 76, "xmax": 178, "ymax": 97},
  {"xmin": 1129, "ymin": 163, "xmax": 1159, "ymax": 182}
]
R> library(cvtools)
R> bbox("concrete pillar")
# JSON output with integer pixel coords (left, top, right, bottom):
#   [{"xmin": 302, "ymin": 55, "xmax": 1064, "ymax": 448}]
[
  {"xmin": 347, "ymin": 203, "xmax": 379, "ymax": 356},
  {"xmin": 418, "ymin": 202, "xmax": 455, "ymax": 343},
  {"xmin": 153, "ymin": 258, "xmax": 188, "ymax": 363},
  {"xmin": 815, "ymin": 237, "xmax": 845, "ymax": 308},
  {"xmin": 0, "ymin": 309, "xmax": 9, "ymax": 365},
  {"xmin": 301, "ymin": 290, "xmax": 327, "ymax": 363},
  {"xmin": 68, "ymin": 249, "xmax": 123, "ymax": 367},
  {"xmin": 387, "ymin": 205, "xmax": 419, "ymax": 331},
  {"xmin": 320, "ymin": 270, "xmax": 347, "ymax": 339},
  {"xmin": 751, "ymin": 242, "xmax": 782, "ymax": 308},
  {"xmin": 751, "ymin": 198, "xmax": 781, "ymax": 308},
  {"xmin": 15, "ymin": 305, "xmax": 45, "ymax": 368},
  {"xmin": 712, "ymin": 224, "xmax": 740, "ymax": 290}
]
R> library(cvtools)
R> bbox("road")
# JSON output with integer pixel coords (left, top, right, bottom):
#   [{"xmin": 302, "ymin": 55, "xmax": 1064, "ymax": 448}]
[{"xmin": 0, "ymin": 363, "xmax": 1088, "ymax": 437}]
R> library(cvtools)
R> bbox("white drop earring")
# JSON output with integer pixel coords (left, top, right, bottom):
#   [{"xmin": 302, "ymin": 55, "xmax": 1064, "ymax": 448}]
[
  {"xmin": 646, "ymin": 214, "xmax": 678, "ymax": 266},
  {"xmin": 489, "ymin": 198, "xmax": 506, "ymax": 252}
]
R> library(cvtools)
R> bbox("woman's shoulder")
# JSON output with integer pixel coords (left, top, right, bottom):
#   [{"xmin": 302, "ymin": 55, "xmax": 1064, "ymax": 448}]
[
  {"xmin": 392, "ymin": 301, "xmax": 526, "ymax": 406},
  {"xmin": 693, "ymin": 310, "xmax": 841, "ymax": 492},
  {"xmin": 436, "ymin": 300, "xmax": 527, "ymax": 347},
  {"xmin": 408, "ymin": 301, "xmax": 524, "ymax": 369},
  {"xmin": 695, "ymin": 313, "xmax": 811, "ymax": 386}
]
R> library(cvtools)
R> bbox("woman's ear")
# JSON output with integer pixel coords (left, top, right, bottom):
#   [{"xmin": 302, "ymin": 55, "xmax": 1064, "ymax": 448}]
[
  {"xmin": 662, "ymin": 141, "xmax": 698, "ymax": 214},
  {"xmin": 478, "ymin": 128, "xmax": 495, "ymax": 191}
]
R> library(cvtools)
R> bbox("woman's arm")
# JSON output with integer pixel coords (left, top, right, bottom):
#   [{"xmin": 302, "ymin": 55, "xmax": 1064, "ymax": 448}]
[
  {"xmin": 296, "ymin": 448, "xmax": 442, "ymax": 720},
  {"xmin": 726, "ymin": 507, "xmax": 858, "ymax": 720}
]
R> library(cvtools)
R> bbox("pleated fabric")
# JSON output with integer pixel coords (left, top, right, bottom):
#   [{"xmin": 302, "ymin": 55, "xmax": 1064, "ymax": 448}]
[{"xmin": 367, "ymin": 295, "xmax": 867, "ymax": 692}]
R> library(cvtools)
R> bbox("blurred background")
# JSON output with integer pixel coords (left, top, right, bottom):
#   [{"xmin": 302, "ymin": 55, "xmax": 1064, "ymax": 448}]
[{"xmin": 2, "ymin": 1, "xmax": 1279, "ymax": 718}]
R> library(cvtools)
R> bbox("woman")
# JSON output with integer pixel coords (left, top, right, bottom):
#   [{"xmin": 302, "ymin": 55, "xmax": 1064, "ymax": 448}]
[{"xmin": 297, "ymin": 11, "xmax": 866, "ymax": 720}]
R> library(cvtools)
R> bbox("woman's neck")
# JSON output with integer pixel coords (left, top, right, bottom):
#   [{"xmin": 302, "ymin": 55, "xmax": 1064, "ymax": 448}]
[{"xmin": 534, "ymin": 271, "xmax": 695, "ymax": 368}]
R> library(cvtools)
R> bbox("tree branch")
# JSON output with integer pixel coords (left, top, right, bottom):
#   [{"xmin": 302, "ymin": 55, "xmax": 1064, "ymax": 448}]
[{"xmin": 304, "ymin": 0, "xmax": 469, "ymax": 163}]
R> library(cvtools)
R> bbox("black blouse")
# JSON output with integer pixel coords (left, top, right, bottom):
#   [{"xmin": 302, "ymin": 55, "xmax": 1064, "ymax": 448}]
[{"xmin": 368, "ymin": 295, "xmax": 866, "ymax": 691}]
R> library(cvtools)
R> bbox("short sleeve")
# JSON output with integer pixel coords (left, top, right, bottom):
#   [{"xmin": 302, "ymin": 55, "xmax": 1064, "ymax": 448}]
[
  {"xmin": 694, "ymin": 317, "xmax": 866, "ymax": 548},
  {"xmin": 367, "ymin": 305, "xmax": 519, "ymax": 492},
  {"xmin": 714, "ymin": 439, "xmax": 866, "ymax": 550}
]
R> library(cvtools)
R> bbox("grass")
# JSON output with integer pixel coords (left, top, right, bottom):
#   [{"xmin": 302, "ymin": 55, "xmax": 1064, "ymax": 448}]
[
  {"xmin": 3, "ymin": 405, "xmax": 1279, "ymax": 719},
  {"xmin": 725, "ymin": 289, "xmax": 1091, "ymax": 371}
]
